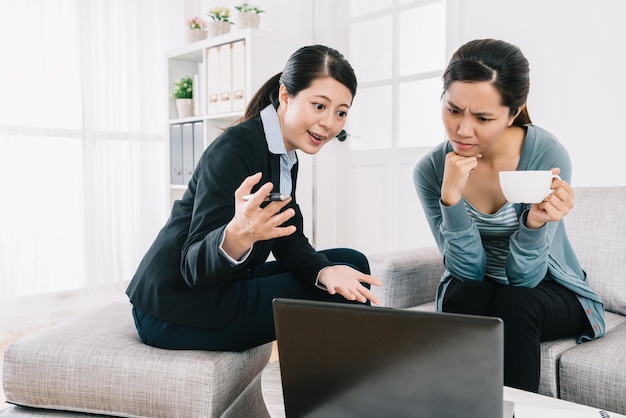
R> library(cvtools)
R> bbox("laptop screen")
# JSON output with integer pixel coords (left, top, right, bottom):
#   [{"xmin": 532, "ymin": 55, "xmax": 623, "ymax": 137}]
[{"xmin": 273, "ymin": 298, "xmax": 504, "ymax": 418}]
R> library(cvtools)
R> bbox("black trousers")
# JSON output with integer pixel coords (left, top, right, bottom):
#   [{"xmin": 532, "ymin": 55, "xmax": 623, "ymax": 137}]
[
  {"xmin": 132, "ymin": 248, "xmax": 370, "ymax": 351},
  {"xmin": 442, "ymin": 277, "xmax": 587, "ymax": 393}
]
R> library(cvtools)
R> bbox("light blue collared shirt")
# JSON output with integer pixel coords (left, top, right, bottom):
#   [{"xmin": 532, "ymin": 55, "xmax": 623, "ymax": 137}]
[{"xmin": 261, "ymin": 105, "xmax": 297, "ymax": 196}]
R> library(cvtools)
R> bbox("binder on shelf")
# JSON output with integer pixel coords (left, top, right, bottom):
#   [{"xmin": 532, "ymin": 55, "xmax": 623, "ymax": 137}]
[
  {"xmin": 182, "ymin": 123, "xmax": 194, "ymax": 184},
  {"xmin": 193, "ymin": 121, "xmax": 204, "ymax": 168},
  {"xmin": 231, "ymin": 40, "xmax": 246, "ymax": 112},
  {"xmin": 207, "ymin": 46, "xmax": 220, "ymax": 114},
  {"xmin": 218, "ymin": 43, "xmax": 233, "ymax": 113},
  {"xmin": 170, "ymin": 124, "xmax": 183, "ymax": 185}
]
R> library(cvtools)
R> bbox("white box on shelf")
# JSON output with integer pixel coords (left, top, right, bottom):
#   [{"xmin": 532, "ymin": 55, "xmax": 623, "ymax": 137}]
[
  {"xmin": 232, "ymin": 40, "xmax": 246, "ymax": 112},
  {"xmin": 218, "ymin": 43, "xmax": 233, "ymax": 114},
  {"xmin": 206, "ymin": 46, "xmax": 220, "ymax": 115}
]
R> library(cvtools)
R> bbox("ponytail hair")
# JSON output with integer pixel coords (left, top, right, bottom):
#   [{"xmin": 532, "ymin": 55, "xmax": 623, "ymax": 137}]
[
  {"xmin": 443, "ymin": 39, "xmax": 532, "ymax": 126},
  {"xmin": 514, "ymin": 106, "xmax": 532, "ymax": 126},
  {"xmin": 241, "ymin": 45, "xmax": 357, "ymax": 123}
]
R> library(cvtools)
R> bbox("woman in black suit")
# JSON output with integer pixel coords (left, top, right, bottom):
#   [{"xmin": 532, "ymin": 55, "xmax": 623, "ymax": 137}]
[{"xmin": 126, "ymin": 45, "xmax": 382, "ymax": 351}]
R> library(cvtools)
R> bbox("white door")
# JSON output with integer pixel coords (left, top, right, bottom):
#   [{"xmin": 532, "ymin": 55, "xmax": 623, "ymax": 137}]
[{"xmin": 314, "ymin": 145, "xmax": 434, "ymax": 255}]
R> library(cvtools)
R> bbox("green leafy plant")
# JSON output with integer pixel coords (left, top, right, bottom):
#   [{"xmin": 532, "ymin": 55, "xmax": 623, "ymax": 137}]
[
  {"xmin": 171, "ymin": 76, "xmax": 193, "ymax": 99},
  {"xmin": 235, "ymin": 3, "xmax": 265, "ymax": 14},
  {"xmin": 208, "ymin": 6, "xmax": 232, "ymax": 22}
]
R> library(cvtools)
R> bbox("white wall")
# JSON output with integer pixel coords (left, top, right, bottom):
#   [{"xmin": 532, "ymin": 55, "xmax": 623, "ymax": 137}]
[{"xmin": 451, "ymin": 0, "xmax": 626, "ymax": 186}]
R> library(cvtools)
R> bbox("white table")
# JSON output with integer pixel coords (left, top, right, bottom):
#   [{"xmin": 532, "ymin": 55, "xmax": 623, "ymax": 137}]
[{"xmin": 261, "ymin": 360, "xmax": 625, "ymax": 418}]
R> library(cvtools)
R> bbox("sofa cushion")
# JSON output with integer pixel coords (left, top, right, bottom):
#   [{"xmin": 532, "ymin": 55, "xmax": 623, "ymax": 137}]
[
  {"xmin": 537, "ymin": 338, "xmax": 577, "ymax": 398},
  {"xmin": 538, "ymin": 310, "xmax": 626, "ymax": 398},
  {"xmin": 369, "ymin": 247, "xmax": 443, "ymax": 308},
  {"xmin": 2, "ymin": 301, "xmax": 272, "ymax": 418},
  {"xmin": 558, "ymin": 321, "xmax": 626, "ymax": 414},
  {"xmin": 565, "ymin": 186, "xmax": 626, "ymax": 316}
]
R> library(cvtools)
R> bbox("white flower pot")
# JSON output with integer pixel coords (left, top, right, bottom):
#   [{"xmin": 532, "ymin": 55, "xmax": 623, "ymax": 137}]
[
  {"xmin": 207, "ymin": 21, "xmax": 232, "ymax": 37},
  {"xmin": 185, "ymin": 28, "xmax": 208, "ymax": 44},
  {"xmin": 234, "ymin": 12, "xmax": 261, "ymax": 29},
  {"xmin": 175, "ymin": 98, "xmax": 193, "ymax": 119}
]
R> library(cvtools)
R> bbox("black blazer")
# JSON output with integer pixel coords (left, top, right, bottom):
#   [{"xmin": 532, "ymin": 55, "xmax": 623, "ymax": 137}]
[{"xmin": 126, "ymin": 117, "xmax": 331, "ymax": 328}]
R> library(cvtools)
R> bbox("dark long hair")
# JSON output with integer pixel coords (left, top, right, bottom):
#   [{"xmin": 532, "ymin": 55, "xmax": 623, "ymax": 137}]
[
  {"xmin": 442, "ymin": 39, "xmax": 532, "ymax": 126},
  {"xmin": 241, "ymin": 44, "xmax": 357, "ymax": 139}
]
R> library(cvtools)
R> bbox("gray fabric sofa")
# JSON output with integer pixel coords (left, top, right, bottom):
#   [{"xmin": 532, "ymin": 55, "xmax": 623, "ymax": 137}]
[
  {"xmin": 369, "ymin": 186, "xmax": 626, "ymax": 414},
  {"xmin": 1, "ymin": 302, "xmax": 272, "ymax": 417}
]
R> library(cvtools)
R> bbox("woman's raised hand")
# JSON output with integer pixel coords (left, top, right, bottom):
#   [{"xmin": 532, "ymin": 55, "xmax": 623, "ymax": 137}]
[{"xmin": 223, "ymin": 173, "xmax": 296, "ymax": 260}]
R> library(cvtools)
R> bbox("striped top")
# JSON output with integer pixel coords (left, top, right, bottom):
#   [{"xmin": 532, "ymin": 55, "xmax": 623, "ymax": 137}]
[{"xmin": 463, "ymin": 200, "xmax": 518, "ymax": 284}]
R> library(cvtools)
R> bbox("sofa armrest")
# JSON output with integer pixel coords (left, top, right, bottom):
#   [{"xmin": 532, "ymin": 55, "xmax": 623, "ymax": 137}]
[{"xmin": 367, "ymin": 247, "xmax": 444, "ymax": 309}]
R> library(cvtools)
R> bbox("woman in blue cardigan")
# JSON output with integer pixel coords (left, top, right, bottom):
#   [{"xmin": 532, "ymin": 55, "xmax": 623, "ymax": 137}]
[
  {"xmin": 414, "ymin": 39, "xmax": 605, "ymax": 392},
  {"xmin": 127, "ymin": 45, "xmax": 381, "ymax": 352}
]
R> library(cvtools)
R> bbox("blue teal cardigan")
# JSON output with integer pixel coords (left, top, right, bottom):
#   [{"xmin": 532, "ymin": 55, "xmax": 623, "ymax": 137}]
[{"xmin": 413, "ymin": 124, "xmax": 605, "ymax": 343}]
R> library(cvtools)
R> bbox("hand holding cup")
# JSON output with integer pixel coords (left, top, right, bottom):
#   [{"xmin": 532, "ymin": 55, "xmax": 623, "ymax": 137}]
[{"xmin": 500, "ymin": 169, "xmax": 574, "ymax": 229}]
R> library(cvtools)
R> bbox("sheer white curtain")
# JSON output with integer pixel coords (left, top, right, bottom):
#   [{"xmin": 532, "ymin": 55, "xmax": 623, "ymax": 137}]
[{"xmin": 0, "ymin": 0, "xmax": 183, "ymax": 342}]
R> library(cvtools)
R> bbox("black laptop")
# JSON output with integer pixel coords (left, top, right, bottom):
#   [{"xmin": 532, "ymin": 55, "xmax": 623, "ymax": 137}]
[{"xmin": 272, "ymin": 298, "xmax": 508, "ymax": 418}]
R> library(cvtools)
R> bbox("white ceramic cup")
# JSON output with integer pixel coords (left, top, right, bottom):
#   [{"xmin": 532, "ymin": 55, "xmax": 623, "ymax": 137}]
[{"xmin": 499, "ymin": 170, "xmax": 561, "ymax": 204}]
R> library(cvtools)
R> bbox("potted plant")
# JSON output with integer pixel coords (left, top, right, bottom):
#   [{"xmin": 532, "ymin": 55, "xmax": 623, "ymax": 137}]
[
  {"xmin": 206, "ymin": 6, "xmax": 233, "ymax": 37},
  {"xmin": 171, "ymin": 75, "xmax": 193, "ymax": 118},
  {"xmin": 234, "ymin": 3, "xmax": 265, "ymax": 29},
  {"xmin": 185, "ymin": 16, "xmax": 208, "ymax": 44}
]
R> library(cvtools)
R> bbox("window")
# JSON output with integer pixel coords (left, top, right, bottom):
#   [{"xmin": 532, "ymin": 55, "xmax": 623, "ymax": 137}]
[
  {"xmin": 347, "ymin": 0, "xmax": 447, "ymax": 150},
  {"xmin": 0, "ymin": 0, "xmax": 181, "ymax": 340}
]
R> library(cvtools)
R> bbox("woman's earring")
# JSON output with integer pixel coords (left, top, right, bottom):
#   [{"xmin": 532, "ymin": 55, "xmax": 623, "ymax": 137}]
[{"xmin": 336, "ymin": 130, "xmax": 349, "ymax": 142}]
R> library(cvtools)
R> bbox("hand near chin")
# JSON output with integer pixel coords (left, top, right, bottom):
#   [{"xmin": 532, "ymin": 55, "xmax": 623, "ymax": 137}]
[{"xmin": 441, "ymin": 151, "xmax": 482, "ymax": 206}]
